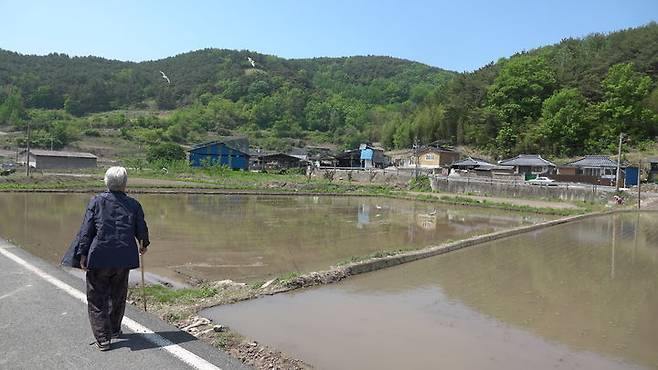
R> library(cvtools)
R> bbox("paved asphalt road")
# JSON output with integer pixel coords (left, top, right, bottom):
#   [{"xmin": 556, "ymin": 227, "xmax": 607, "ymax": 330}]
[{"xmin": 0, "ymin": 239, "xmax": 252, "ymax": 370}]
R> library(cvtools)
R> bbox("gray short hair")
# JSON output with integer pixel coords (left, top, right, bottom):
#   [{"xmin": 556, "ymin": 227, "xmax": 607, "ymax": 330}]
[{"xmin": 104, "ymin": 166, "xmax": 128, "ymax": 191}]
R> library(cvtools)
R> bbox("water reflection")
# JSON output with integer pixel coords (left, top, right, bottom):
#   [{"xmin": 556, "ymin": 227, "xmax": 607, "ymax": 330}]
[
  {"xmin": 204, "ymin": 213, "xmax": 658, "ymax": 370},
  {"xmin": 0, "ymin": 193, "xmax": 551, "ymax": 283}
]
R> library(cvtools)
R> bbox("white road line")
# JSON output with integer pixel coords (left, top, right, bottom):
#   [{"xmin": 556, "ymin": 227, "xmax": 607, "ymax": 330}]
[{"xmin": 0, "ymin": 246, "xmax": 222, "ymax": 370}]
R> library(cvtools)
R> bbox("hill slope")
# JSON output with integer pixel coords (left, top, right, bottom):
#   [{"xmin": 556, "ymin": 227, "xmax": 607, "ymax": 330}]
[
  {"xmin": 1, "ymin": 23, "xmax": 658, "ymax": 158},
  {"xmin": 383, "ymin": 22, "xmax": 658, "ymax": 157},
  {"xmin": 0, "ymin": 49, "xmax": 454, "ymax": 150}
]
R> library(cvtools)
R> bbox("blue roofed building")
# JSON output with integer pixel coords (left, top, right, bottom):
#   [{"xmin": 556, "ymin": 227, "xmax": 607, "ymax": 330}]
[
  {"xmin": 360, "ymin": 145, "xmax": 375, "ymax": 168},
  {"xmin": 188, "ymin": 137, "xmax": 250, "ymax": 170},
  {"xmin": 335, "ymin": 144, "xmax": 389, "ymax": 169}
]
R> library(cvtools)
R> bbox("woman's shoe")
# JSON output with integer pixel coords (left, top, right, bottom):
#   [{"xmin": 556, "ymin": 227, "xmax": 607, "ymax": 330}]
[{"xmin": 96, "ymin": 340, "xmax": 111, "ymax": 351}]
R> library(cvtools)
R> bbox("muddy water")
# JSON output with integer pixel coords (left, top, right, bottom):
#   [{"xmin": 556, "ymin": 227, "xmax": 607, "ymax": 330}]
[
  {"xmin": 0, "ymin": 193, "xmax": 548, "ymax": 283},
  {"xmin": 203, "ymin": 213, "xmax": 658, "ymax": 370}
]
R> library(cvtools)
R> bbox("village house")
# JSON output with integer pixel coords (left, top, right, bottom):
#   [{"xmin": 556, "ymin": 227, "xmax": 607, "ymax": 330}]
[
  {"xmin": 557, "ymin": 155, "xmax": 625, "ymax": 186},
  {"xmin": 335, "ymin": 144, "xmax": 388, "ymax": 169},
  {"xmin": 188, "ymin": 137, "xmax": 250, "ymax": 170},
  {"xmin": 450, "ymin": 156, "xmax": 495, "ymax": 171},
  {"xmin": 413, "ymin": 146, "xmax": 460, "ymax": 169},
  {"xmin": 386, "ymin": 146, "xmax": 459, "ymax": 169},
  {"xmin": 251, "ymin": 152, "xmax": 308, "ymax": 171},
  {"xmin": 19, "ymin": 149, "xmax": 97, "ymax": 170},
  {"xmin": 385, "ymin": 149, "xmax": 414, "ymax": 168},
  {"xmin": 499, "ymin": 154, "xmax": 556, "ymax": 177},
  {"xmin": 450, "ymin": 157, "xmax": 514, "ymax": 177}
]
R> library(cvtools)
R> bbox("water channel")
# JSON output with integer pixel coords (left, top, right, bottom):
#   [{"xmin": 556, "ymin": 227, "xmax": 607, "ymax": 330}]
[
  {"xmin": 0, "ymin": 193, "xmax": 549, "ymax": 283},
  {"xmin": 203, "ymin": 213, "xmax": 658, "ymax": 370}
]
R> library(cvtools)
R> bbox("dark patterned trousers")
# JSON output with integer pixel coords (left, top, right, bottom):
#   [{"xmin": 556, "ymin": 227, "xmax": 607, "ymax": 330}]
[{"xmin": 85, "ymin": 268, "xmax": 130, "ymax": 342}]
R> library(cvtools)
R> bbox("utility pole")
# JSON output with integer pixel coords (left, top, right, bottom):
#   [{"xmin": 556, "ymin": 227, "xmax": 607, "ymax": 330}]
[
  {"xmin": 615, "ymin": 133, "xmax": 623, "ymax": 191},
  {"xmin": 413, "ymin": 136, "xmax": 419, "ymax": 179},
  {"xmin": 25, "ymin": 121, "xmax": 31, "ymax": 177},
  {"xmin": 637, "ymin": 160, "xmax": 642, "ymax": 209}
]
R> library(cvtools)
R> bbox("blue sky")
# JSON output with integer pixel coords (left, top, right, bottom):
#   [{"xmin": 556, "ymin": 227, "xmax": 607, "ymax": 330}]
[{"xmin": 1, "ymin": 0, "xmax": 656, "ymax": 71}]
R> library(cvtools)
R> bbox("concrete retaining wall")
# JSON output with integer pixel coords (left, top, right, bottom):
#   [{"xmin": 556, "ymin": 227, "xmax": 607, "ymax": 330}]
[
  {"xmin": 312, "ymin": 169, "xmax": 610, "ymax": 203},
  {"xmin": 430, "ymin": 176, "xmax": 607, "ymax": 203}
]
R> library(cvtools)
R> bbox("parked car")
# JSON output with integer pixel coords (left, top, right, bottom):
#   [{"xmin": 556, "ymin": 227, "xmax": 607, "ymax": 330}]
[{"xmin": 526, "ymin": 176, "xmax": 557, "ymax": 186}]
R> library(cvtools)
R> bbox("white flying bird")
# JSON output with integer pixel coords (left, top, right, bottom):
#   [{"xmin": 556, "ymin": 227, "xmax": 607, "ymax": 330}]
[
  {"xmin": 247, "ymin": 56, "xmax": 256, "ymax": 68},
  {"xmin": 159, "ymin": 70, "xmax": 171, "ymax": 84}
]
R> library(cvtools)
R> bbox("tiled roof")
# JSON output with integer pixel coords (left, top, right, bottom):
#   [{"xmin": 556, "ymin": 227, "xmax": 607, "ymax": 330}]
[
  {"xmin": 418, "ymin": 146, "xmax": 457, "ymax": 154},
  {"xmin": 451, "ymin": 157, "xmax": 494, "ymax": 167},
  {"xmin": 563, "ymin": 155, "xmax": 619, "ymax": 168},
  {"xmin": 499, "ymin": 154, "xmax": 555, "ymax": 167}
]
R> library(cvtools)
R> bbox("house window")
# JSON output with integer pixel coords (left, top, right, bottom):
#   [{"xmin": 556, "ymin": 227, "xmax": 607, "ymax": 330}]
[{"xmin": 425, "ymin": 154, "xmax": 434, "ymax": 160}]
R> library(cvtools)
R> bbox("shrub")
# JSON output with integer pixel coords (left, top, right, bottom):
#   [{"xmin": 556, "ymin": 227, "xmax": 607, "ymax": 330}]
[
  {"xmin": 409, "ymin": 175, "xmax": 431, "ymax": 192},
  {"xmin": 146, "ymin": 142, "xmax": 186, "ymax": 163}
]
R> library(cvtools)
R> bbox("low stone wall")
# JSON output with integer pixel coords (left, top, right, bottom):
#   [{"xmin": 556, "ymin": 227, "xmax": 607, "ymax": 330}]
[
  {"xmin": 311, "ymin": 168, "xmax": 413, "ymax": 187},
  {"xmin": 430, "ymin": 176, "xmax": 608, "ymax": 203}
]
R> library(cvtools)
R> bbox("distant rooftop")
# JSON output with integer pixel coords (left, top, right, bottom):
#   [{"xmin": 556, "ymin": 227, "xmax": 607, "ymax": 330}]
[
  {"xmin": 23, "ymin": 149, "xmax": 97, "ymax": 159},
  {"xmin": 452, "ymin": 156, "xmax": 495, "ymax": 167},
  {"xmin": 563, "ymin": 155, "xmax": 620, "ymax": 168},
  {"xmin": 452, "ymin": 156, "xmax": 513, "ymax": 171},
  {"xmin": 418, "ymin": 145, "xmax": 457, "ymax": 154},
  {"xmin": 499, "ymin": 154, "xmax": 555, "ymax": 167}
]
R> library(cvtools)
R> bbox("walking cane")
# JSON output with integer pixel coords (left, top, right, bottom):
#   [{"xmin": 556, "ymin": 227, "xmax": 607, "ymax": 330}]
[{"xmin": 139, "ymin": 239, "xmax": 147, "ymax": 312}]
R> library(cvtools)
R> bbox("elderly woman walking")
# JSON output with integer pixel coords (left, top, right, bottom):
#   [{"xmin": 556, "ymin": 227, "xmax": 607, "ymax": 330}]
[{"xmin": 62, "ymin": 166, "xmax": 149, "ymax": 351}]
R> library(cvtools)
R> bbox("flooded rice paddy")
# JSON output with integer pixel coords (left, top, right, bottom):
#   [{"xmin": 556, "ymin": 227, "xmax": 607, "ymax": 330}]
[
  {"xmin": 0, "ymin": 193, "xmax": 549, "ymax": 283},
  {"xmin": 203, "ymin": 213, "xmax": 658, "ymax": 370}
]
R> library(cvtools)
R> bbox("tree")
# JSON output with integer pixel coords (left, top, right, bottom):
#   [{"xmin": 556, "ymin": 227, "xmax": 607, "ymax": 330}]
[
  {"xmin": 532, "ymin": 88, "xmax": 592, "ymax": 156},
  {"xmin": 486, "ymin": 56, "xmax": 557, "ymax": 152},
  {"xmin": 595, "ymin": 62, "xmax": 657, "ymax": 144},
  {"xmin": 146, "ymin": 142, "xmax": 186, "ymax": 162},
  {"xmin": 0, "ymin": 86, "xmax": 27, "ymax": 126},
  {"xmin": 393, "ymin": 120, "xmax": 415, "ymax": 149},
  {"xmin": 487, "ymin": 56, "xmax": 557, "ymax": 123}
]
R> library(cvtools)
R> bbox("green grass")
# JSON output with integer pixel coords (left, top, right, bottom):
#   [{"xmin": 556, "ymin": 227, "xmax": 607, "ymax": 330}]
[
  {"xmin": 336, "ymin": 249, "xmax": 408, "ymax": 266},
  {"xmin": 249, "ymin": 280, "xmax": 266, "ymax": 289},
  {"xmin": 277, "ymin": 271, "xmax": 301, "ymax": 285},
  {"xmin": 141, "ymin": 284, "xmax": 218, "ymax": 304},
  {"xmin": 213, "ymin": 331, "xmax": 242, "ymax": 349}
]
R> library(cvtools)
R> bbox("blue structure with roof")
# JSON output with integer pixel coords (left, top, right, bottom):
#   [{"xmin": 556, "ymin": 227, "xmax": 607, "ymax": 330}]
[{"xmin": 188, "ymin": 140, "xmax": 250, "ymax": 170}]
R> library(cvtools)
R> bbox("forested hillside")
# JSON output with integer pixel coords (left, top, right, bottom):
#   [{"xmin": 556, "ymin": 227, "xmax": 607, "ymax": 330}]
[
  {"xmin": 383, "ymin": 22, "xmax": 658, "ymax": 157},
  {"xmin": 0, "ymin": 49, "xmax": 453, "ymax": 151},
  {"xmin": 1, "ymin": 22, "xmax": 657, "ymax": 158}
]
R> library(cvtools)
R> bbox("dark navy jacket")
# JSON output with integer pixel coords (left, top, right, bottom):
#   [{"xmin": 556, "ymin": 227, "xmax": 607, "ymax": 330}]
[{"xmin": 61, "ymin": 191, "xmax": 149, "ymax": 269}]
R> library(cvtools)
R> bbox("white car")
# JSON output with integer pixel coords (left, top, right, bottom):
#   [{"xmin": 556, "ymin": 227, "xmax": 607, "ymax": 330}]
[{"xmin": 526, "ymin": 176, "xmax": 557, "ymax": 186}]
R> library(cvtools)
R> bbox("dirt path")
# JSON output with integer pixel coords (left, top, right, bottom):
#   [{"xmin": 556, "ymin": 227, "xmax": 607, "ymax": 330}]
[{"xmin": 410, "ymin": 191, "xmax": 581, "ymax": 210}]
